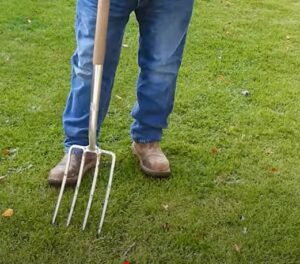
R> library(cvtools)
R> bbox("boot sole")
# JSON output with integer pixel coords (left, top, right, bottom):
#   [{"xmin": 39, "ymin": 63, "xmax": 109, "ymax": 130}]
[{"xmin": 131, "ymin": 143, "xmax": 171, "ymax": 179}]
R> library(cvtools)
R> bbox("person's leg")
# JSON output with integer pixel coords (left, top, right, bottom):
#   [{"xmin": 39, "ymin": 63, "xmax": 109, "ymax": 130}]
[
  {"xmin": 49, "ymin": 0, "xmax": 137, "ymax": 186},
  {"xmin": 131, "ymin": 0, "xmax": 194, "ymax": 143},
  {"xmin": 63, "ymin": 0, "xmax": 136, "ymax": 151}
]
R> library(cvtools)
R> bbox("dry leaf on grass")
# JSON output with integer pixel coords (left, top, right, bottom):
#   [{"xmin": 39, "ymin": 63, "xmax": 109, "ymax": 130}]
[
  {"xmin": 2, "ymin": 148, "xmax": 18, "ymax": 157},
  {"xmin": 211, "ymin": 147, "xmax": 220, "ymax": 155},
  {"xmin": 271, "ymin": 167, "xmax": 279, "ymax": 173},
  {"xmin": 2, "ymin": 208, "xmax": 14, "ymax": 218},
  {"xmin": 234, "ymin": 244, "xmax": 241, "ymax": 253},
  {"xmin": 162, "ymin": 204, "xmax": 169, "ymax": 211},
  {"xmin": 218, "ymin": 75, "xmax": 225, "ymax": 81},
  {"xmin": 162, "ymin": 223, "xmax": 170, "ymax": 232},
  {"xmin": 2, "ymin": 149, "xmax": 10, "ymax": 156}
]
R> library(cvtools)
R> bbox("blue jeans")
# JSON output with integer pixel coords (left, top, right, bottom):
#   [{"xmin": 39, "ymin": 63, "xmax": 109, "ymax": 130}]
[{"xmin": 63, "ymin": 0, "xmax": 194, "ymax": 150}]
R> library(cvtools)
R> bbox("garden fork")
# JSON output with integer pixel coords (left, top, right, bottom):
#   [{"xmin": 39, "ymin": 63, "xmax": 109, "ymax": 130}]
[{"xmin": 52, "ymin": 0, "xmax": 116, "ymax": 235}]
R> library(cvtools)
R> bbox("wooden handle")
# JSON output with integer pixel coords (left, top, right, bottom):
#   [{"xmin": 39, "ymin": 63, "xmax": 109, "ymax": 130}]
[{"xmin": 93, "ymin": 0, "xmax": 110, "ymax": 65}]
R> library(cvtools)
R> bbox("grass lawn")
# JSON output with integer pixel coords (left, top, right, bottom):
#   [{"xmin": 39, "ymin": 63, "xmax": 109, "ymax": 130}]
[{"xmin": 1, "ymin": 0, "xmax": 300, "ymax": 263}]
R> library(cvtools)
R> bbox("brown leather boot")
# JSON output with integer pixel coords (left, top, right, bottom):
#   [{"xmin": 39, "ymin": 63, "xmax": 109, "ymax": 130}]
[
  {"xmin": 131, "ymin": 142, "xmax": 170, "ymax": 178},
  {"xmin": 48, "ymin": 153, "xmax": 97, "ymax": 187}
]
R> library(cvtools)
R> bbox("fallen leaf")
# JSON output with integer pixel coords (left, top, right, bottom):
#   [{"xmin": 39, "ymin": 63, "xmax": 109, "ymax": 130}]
[
  {"xmin": 218, "ymin": 75, "xmax": 225, "ymax": 81},
  {"xmin": 2, "ymin": 149, "xmax": 10, "ymax": 156},
  {"xmin": 115, "ymin": 95, "xmax": 122, "ymax": 100},
  {"xmin": 162, "ymin": 223, "xmax": 170, "ymax": 232},
  {"xmin": 271, "ymin": 167, "xmax": 278, "ymax": 173},
  {"xmin": 0, "ymin": 176, "xmax": 6, "ymax": 181},
  {"xmin": 234, "ymin": 244, "xmax": 241, "ymax": 253},
  {"xmin": 162, "ymin": 204, "xmax": 169, "ymax": 211},
  {"xmin": 2, "ymin": 148, "xmax": 18, "ymax": 156},
  {"xmin": 217, "ymin": 74, "xmax": 230, "ymax": 84},
  {"xmin": 211, "ymin": 147, "xmax": 220, "ymax": 155},
  {"xmin": 122, "ymin": 44, "xmax": 129, "ymax": 48},
  {"xmin": 2, "ymin": 208, "xmax": 14, "ymax": 218}
]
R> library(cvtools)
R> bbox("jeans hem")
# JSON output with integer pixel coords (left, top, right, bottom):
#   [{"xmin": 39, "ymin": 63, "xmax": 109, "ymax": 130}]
[{"xmin": 131, "ymin": 136, "xmax": 162, "ymax": 144}]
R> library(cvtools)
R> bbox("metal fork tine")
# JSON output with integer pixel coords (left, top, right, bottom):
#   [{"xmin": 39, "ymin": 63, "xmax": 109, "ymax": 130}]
[
  {"xmin": 52, "ymin": 146, "xmax": 74, "ymax": 224},
  {"xmin": 97, "ymin": 150, "xmax": 116, "ymax": 235},
  {"xmin": 52, "ymin": 146, "xmax": 116, "ymax": 234},
  {"xmin": 82, "ymin": 152, "xmax": 101, "ymax": 230},
  {"xmin": 66, "ymin": 150, "xmax": 86, "ymax": 226}
]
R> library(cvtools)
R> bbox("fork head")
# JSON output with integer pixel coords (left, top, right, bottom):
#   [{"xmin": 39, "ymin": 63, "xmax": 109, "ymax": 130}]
[{"xmin": 52, "ymin": 145, "xmax": 116, "ymax": 235}]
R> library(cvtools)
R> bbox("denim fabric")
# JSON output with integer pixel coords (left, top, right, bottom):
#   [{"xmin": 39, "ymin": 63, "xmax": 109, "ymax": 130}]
[{"xmin": 63, "ymin": 0, "xmax": 194, "ymax": 150}]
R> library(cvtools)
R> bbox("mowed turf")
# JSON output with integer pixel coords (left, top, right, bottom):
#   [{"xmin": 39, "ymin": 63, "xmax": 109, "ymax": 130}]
[{"xmin": 1, "ymin": 0, "xmax": 300, "ymax": 263}]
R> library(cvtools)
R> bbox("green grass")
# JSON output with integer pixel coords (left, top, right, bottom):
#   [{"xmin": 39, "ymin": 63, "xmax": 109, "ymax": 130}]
[{"xmin": 1, "ymin": 0, "xmax": 300, "ymax": 263}]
